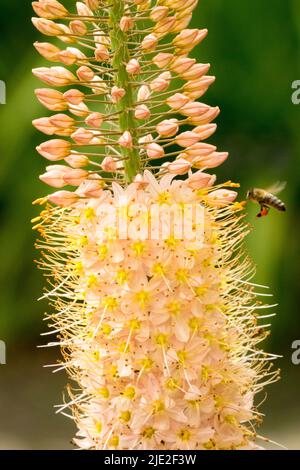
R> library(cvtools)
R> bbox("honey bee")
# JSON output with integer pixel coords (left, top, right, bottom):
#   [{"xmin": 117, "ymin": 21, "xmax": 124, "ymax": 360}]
[{"xmin": 246, "ymin": 182, "xmax": 286, "ymax": 218}]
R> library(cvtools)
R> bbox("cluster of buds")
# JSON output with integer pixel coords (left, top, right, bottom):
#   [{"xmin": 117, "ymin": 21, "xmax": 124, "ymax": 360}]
[{"xmin": 32, "ymin": 0, "xmax": 278, "ymax": 450}]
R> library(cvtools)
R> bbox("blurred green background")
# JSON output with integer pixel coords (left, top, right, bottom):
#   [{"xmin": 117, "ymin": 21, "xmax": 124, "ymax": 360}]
[{"xmin": 0, "ymin": 0, "xmax": 299, "ymax": 449}]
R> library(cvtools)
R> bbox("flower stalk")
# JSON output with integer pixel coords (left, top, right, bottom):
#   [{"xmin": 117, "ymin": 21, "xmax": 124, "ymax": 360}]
[{"xmin": 32, "ymin": 0, "xmax": 279, "ymax": 450}]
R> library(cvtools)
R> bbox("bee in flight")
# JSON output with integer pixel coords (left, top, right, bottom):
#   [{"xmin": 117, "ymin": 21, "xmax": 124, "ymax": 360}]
[{"xmin": 246, "ymin": 182, "xmax": 286, "ymax": 218}]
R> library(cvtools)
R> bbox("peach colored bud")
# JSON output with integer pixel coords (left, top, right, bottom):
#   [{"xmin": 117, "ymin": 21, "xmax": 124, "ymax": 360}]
[
  {"xmin": 126, "ymin": 59, "xmax": 141, "ymax": 74},
  {"xmin": 64, "ymin": 89, "xmax": 85, "ymax": 105},
  {"xmin": 187, "ymin": 171, "xmax": 216, "ymax": 189},
  {"xmin": 65, "ymin": 154, "xmax": 89, "ymax": 168},
  {"xmin": 33, "ymin": 42, "xmax": 60, "ymax": 61},
  {"xmin": 39, "ymin": 165, "xmax": 69, "ymax": 188},
  {"xmin": 37, "ymin": 139, "xmax": 71, "ymax": 161},
  {"xmin": 166, "ymin": 93, "xmax": 190, "ymax": 110},
  {"xmin": 135, "ymin": 105, "xmax": 151, "ymax": 120},
  {"xmin": 137, "ymin": 85, "xmax": 151, "ymax": 102},
  {"xmin": 150, "ymin": 71, "xmax": 171, "ymax": 92},
  {"xmin": 120, "ymin": 16, "xmax": 134, "ymax": 32},
  {"xmin": 152, "ymin": 53, "xmax": 174, "ymax": 68},
  {"xmin": 138, "ymin": 134, "xmax": 153, "ymax": 145},
  {"xmin": 184, "ymin": 143, "xmax": 217, "ymax": 159},
  {"xmin": 173, "ymin": 28, "xmax": 208, "ymax": 49},
  {"xmin": 175, "ymin": 131, "xmax": 201, "ymax": 147},
  {"xmin": 167, "ymin": 158, "xmax": 191, "ymax": 175},
  {"xmin": 77, "ymin": 66, "xmax": 94, "ymax": 82},
  {"xmin": 58, "ymin": 47, "xmax": 86, "ymax": 66},
  {"xmin": 141, "ymin": 34, "xmax": 158, "ymax": 51},
  {"xmin": 85, "ymin": 0, "xmax": 100, "ymax": 10},
  {"xmin": 69, "ymin": 20, "xmax": 87, "ymax": 36},
  {"xmin": 154, "ymin": 17, "xmax": 176, "ymax": 36},
  {"xmin": 170, "ymin": 57, "xmax": 195, "ymax": 74},
  {"xmin": 193, "ymin": 151, "xmax": 229, "ymax": 169},
  {"xmin": 119, "ymin": 131, "xmax": 133, "ymax": 149},
  {"xmin": 173, "ymin": 13, "xmax": 192, "ymax": 33},
  {"xmin": 63, "ymin": 168, "xmax": 89, "ymax": 186},
  {"xmin": 32, "ymin": 18, "xmax": 65, "ymax": 36},
  {"xmin": 150, "ymin": 6, "xmax": 169, "ymax": 22},
  {"xmin": 184, "ymin": 76, "xmax": 215, "ymax": 93},
  {"xmin": 85, "ymin": 112, "xmax": 103, "ymax": 128},
  {"xmin": 181, "ymin": 63, "xmax": 210, "ymax": 80},
  {"xmin": 91, "ymin": 76, "xmax": 108, "ymax": 95},
  {"xmin": 76, "ymin": 1, "xmax": 93, "ymax": 16},
  {"xmin": 32, "ymin": 2, "xmax": 52, "ymax": 19},
  {"xmin": 35, "ymin": 88, "xmax": 67, "ymax": 111},
  {"xmin": 207, "ymin": 189, "xmax": 237, "ymax": 207},
  {"xmin": 101, "ymin": 157, "xmax": 118, "ymax": 172},
  {"xmin": 49, "ymin": 114, "xmax": 75, "ymax": 129},
  {"xmin": 41, "ymin": 0, "xmax": 69, "ymax": 19},
  {"xmin": 193, "ymin": 123, "xmax": 217, "ymax": 140},
  {"xmin": 111, "ymin": 86, "xmax": 126, "ymax": 104},
  {"xmin": 48, "ymin": 190, "xmax": 79, "ymax": 207},
  {"xmin": 188, "ymin": 106, "xmax": 220, "ymax": 126},
  {"xmin": 71, "ymin": 128, "xmax": 94, "ymax": 145},
  {"xmin": 95, "ymin": 45, "xmax": 110, "ymax": 62},
  {"xmin": 68, "ymin": 102, "xmax": 90, "ymax": 118},
  {"xmin": 76, "ymin": 177, "xmax": 103, "ymax": 197},
  {"xmin": 156, "ymin": 119, "xmax": 179, "ymax": 137},
  {"xmin": 33, "ymin": 117, "xmax": 56, "ymax": 136},
  {"xmin": 146, "ymin": 143, "xmax": 165, "ymax": 159},
  {"xmin": 33, "ymin": 66, "xmax": 77, "ymax": 86},
  {"xmin": 179, "ymin": 101, "xmax": 210, "ymax": 117}
]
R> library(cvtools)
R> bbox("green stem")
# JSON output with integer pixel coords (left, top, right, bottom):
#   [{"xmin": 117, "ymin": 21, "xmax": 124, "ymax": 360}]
[{"xmin": 109, "ymin": 0, "xmax": 140, "ymax": 183}]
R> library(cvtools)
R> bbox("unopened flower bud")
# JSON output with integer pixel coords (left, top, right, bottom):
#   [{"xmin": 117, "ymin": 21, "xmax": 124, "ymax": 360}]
[
  {"xmin": 167, "ymin": 158, "xmax": 191, "ymax": 175},
  {"xmin": 85, "ymin": 112, "xmax": 103, "ymax": 128},
  {"xmin": 126, "ymin": 59, "xmax": 141, "ymax": 74},
  {"xmin": 146, "ymin": 143, "xmax": 165, "ymax": 159},
  {"xmin": 48, "ymin": 190, "xmax": 79, "ymax": 206},
  {"xmin": 69, "ymin": 20, "xmax": 87, "ymax": 36},
  {"xmin": 71, "ymin": 128, "xmax": 94, "ymax": 145},
  {"xmin": 137, "ymin": 85, "xmax": 151, "ymax": 102},
  {"xmin": 101, "ymin": 157, "xmax": 118, "ymax": 172},
  {"xmin": 35, "ymin": 88, "xmax": 67, "ymax": 111},
  {"xmin": 119, "ymin": 131, "xmax": 133, "ymax": 149},
  {"xmin": 63, "ymin": 168, "xmax": 89, "ymax": 186},
  {"xmin": 175, "ymin": 131, "xmax": 201, "ymax": 147},
  {"xmin": 187, "ymin": 171, "xmax": 216, "ymax": 189},
  {"xmin": 166, "ymin": 93, "xmax": 190, "ymax": 110},
  {"xmin": 111, "ymin": 86, "xmax": 126, "ymax": 104},
  {"xmin": 77, "ymin": 66, "xmax": 94, "ymax": 81},
  {"xmin": 141, "ymin": 34, "xmax": 158, "ymax": 51},
  {"xmin": 156, "ymin": 119, "xmax": 179, "ymax": 137},
  {"xmin": 65, "ymin": 154, "xmax": 89, "ymax": 168},
  {"xmin": 64, "ymin": 89, "xmax": 85, "ymax": 105},
  {"xmin": 135, "ymin": 105, "xmax": 151, "ymax": 120},
  {"xmin": 34, "ymin": 42, "xmax": 60, "ymax": 61},
  {"xmin": 33, "ymin": 66, "xmax": 77, "ymax": 86},
  {"xmin": 37, "ymin": 139, "xmax": 71, "ymax": 161},
  {"xmin": 150, "ymin": 6, "xmax": 169, "ymax": 22},
  {"xmin": 152, "ymin": 53, "xmax": 174, "ymax": 68},
  {"xmin": 120, "ymin": 16, "xmax": 134, "ymax": 32}
]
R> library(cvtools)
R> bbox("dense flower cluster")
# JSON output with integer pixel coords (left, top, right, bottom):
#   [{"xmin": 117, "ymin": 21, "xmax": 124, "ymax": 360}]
[{"xmin": 32, "ymin": 0, "xmax": 278, "ymax": 450}]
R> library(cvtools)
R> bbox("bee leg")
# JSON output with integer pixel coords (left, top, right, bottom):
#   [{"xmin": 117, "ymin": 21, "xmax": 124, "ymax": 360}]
[{"xmin": 257, "ymin": 205, "xmax": 270, "ymax": 218}]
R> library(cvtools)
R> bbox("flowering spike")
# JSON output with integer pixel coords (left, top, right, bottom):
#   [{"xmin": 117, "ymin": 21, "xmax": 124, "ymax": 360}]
[{"xmin": 32, "ymin": 0, "xmax": 279, "ymax": 450}]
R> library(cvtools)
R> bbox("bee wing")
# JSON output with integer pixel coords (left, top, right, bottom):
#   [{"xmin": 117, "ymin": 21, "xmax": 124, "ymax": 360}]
[{"xmin": 265, "ymin": 181, "xmax": 286, "ymax": 195}]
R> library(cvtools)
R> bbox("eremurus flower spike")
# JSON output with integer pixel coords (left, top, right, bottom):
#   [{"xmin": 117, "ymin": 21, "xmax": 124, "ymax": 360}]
[{"xmin": 32, "ymin": 0, "xmax": 279, "ymax": 450}]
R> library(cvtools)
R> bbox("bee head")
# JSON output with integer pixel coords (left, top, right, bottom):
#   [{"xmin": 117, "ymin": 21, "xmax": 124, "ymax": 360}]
[{"xmin": 246, "ymin": 189, "xmax": 253, "ymax": 200}]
